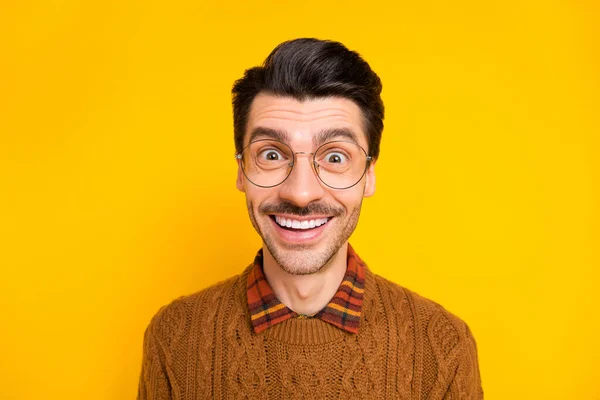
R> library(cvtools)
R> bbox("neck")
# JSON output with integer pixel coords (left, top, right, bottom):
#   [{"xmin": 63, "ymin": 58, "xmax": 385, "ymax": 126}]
[{"xmin": 262, "ymin": 243, "xmax": 348, "ymax": 316}]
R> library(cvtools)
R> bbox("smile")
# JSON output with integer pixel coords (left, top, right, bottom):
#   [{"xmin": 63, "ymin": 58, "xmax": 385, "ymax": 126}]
[
  {"xmin": 272, "ymin": 215, "xmax": 330, "ymax": 230},
  {"xmin": 268, "ymin": 214, "xmax": 333, "ymax": 244}
]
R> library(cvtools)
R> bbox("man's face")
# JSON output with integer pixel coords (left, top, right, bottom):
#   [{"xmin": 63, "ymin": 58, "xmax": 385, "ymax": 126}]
[{"xmin": 236, "ymin": 94, "xmax": 376, "ymax": 275}]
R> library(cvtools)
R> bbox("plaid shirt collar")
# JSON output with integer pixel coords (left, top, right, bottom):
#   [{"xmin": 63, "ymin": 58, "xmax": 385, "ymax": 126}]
[{"xmin": 247, "ymin": 244, "xmax": 366, "ymax": 335}]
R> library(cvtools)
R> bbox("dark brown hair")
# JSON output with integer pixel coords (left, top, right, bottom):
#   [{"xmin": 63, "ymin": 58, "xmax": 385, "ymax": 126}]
[{"xmin": 232, "ymin": 38, "xmax": 384, "ymax": 159}]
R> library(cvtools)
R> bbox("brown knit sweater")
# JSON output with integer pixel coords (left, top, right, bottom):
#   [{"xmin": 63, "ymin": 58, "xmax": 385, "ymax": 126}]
[{"xmin": 138, "ymin": 263, "xmax": 483, "ymax": 399}]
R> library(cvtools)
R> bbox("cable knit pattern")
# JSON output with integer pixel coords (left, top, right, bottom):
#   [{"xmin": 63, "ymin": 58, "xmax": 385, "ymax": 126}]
[{"xmin": 138, "ymin": 264, "xmax": 483, "ymax": 399}]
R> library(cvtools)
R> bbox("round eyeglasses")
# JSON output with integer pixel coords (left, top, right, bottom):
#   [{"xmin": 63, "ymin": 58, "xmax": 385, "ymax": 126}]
[{"xmin": 235, "ymin": 139, "xmax": 372, "ymax": 189}]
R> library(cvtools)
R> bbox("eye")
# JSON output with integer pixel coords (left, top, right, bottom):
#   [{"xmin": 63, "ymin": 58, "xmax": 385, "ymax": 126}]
[
  {"xmin": 325, "ymin": 152, "xmax": 347, "ymax": 164},
  {"xmin": 259, "ymin": 149, "xmax": 283, "ymax": 161}
]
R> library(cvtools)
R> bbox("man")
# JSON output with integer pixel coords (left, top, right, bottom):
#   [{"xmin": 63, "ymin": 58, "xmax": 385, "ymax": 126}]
[{"xmin": 138, "ymin": 38, "xmax": 483, "ymax": 399}]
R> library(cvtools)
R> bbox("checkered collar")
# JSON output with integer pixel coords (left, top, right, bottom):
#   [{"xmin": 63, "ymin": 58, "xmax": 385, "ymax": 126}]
[{"xmin": 246, "ymin": 244, "xmax": 366, "ymax": 334}]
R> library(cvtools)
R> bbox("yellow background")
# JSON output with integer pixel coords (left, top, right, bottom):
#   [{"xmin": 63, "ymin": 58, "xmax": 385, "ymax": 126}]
[{"xmin": 1, "ymin": 1, "xmax": 598, "ymax": 399}]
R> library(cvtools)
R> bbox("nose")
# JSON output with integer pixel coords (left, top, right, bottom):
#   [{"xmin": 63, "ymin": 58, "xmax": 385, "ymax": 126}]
[{"xmin": 278, "ymin": 153, "xmax": 326, "ymax": 208}]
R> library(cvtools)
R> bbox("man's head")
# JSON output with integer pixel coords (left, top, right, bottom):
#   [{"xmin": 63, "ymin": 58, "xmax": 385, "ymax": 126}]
[{"xmin": 232, "ymin": 38, "xmax": 384, "ymax": 275}]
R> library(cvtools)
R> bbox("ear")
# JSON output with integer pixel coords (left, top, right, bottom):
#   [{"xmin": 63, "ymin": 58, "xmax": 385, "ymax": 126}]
[
  {"xmin": 363, "ymin": 160, "xmax": 376, "ymax": 198},
  {"xmin": 236, "ymin": 159, "xmax": 246, "ymax": 192}
]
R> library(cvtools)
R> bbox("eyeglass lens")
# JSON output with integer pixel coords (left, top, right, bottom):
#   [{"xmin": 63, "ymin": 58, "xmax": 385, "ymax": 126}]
[{"xmin": 239, "ymin": 139, "xmax": 369, "ymax": 189}]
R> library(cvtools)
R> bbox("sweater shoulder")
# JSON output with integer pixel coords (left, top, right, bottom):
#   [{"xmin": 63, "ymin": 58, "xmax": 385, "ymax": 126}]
[
  {"xmin": 146, "ymin": 272, "xmax": 244, "ymax": 349},
  {"xmin": 372, "ymin": 273, "xmax": 473, "ymax": 361}
]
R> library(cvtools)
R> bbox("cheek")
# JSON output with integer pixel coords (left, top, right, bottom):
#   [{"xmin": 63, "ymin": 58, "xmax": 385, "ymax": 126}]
[
  {"xmin": 245, "ymin": 187, "xmax": 276, "ymax": 212},
  {"xmin": 330, "ymin": 187, "xmax": 364, "ymax": 213}
]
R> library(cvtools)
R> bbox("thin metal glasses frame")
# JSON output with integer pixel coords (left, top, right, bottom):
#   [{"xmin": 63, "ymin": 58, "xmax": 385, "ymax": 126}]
[{"xmin": 235, "ymin": 139, "xmax": 373, "ymax": 190}]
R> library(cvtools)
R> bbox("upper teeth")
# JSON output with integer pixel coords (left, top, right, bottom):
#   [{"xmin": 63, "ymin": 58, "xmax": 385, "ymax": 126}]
[{"xmin": 274, "ymin": 216, "xmax": 330, "ymax": 229}]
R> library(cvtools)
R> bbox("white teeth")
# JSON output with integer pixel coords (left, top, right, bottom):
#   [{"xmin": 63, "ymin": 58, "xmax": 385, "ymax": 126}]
[{"xmin": 274, "ymin": 216, "xmax": 330, "ymax": 230}]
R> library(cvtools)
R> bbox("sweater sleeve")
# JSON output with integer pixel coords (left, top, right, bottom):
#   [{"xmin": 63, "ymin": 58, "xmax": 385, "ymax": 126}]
[
  {"xmin": 137, "ymin": 320, "xmax": 173, "ymax": 400},
  {"xmin": 443, "ymin": 323, "xmax": 484, "ymax": 400}
]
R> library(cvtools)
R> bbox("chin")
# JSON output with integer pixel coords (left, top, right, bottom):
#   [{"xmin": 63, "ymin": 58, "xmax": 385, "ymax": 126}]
[{"xmin": 263, "ymin": 237, "xmax": 342, "ymax": 276}]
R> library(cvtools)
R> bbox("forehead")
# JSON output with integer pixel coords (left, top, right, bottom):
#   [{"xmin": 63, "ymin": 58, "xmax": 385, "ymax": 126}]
[{"xmin": 245, "ymin": 94, "xmax": 367, "ymax": 148}]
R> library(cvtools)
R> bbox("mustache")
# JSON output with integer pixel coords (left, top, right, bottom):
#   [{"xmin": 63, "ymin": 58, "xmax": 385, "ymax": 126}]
[{"xmin": 260, "ymin": 202, "xmax": 343, "ymax": 217}]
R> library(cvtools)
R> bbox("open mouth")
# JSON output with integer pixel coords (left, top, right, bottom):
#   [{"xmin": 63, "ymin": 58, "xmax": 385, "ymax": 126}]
[{"xmin": 269, "ymin": 215, "xmax": 331, "ymax": 231}]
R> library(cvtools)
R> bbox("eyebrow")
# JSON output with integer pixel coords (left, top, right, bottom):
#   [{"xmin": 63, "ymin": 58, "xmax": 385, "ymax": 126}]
[
  {"xmin": 313, "ymin": 128, "xmax": 360, "ymax": 147},
  {"xmin": 248, "ymin": 127, "xmax": 361, "ymax": 148},
  {"xmin": 247, "ymin": 127, "xmax": 290, "ymax": 145}
]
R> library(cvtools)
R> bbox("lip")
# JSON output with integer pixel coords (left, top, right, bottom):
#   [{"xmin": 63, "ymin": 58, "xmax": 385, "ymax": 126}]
[
  {"xmin": 269, "ymin": 213, "xmax": 332, "ymax": 222},
  {"xmin": 269, "ymin": 215, "xmax": 332, "ymax": 244}
]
